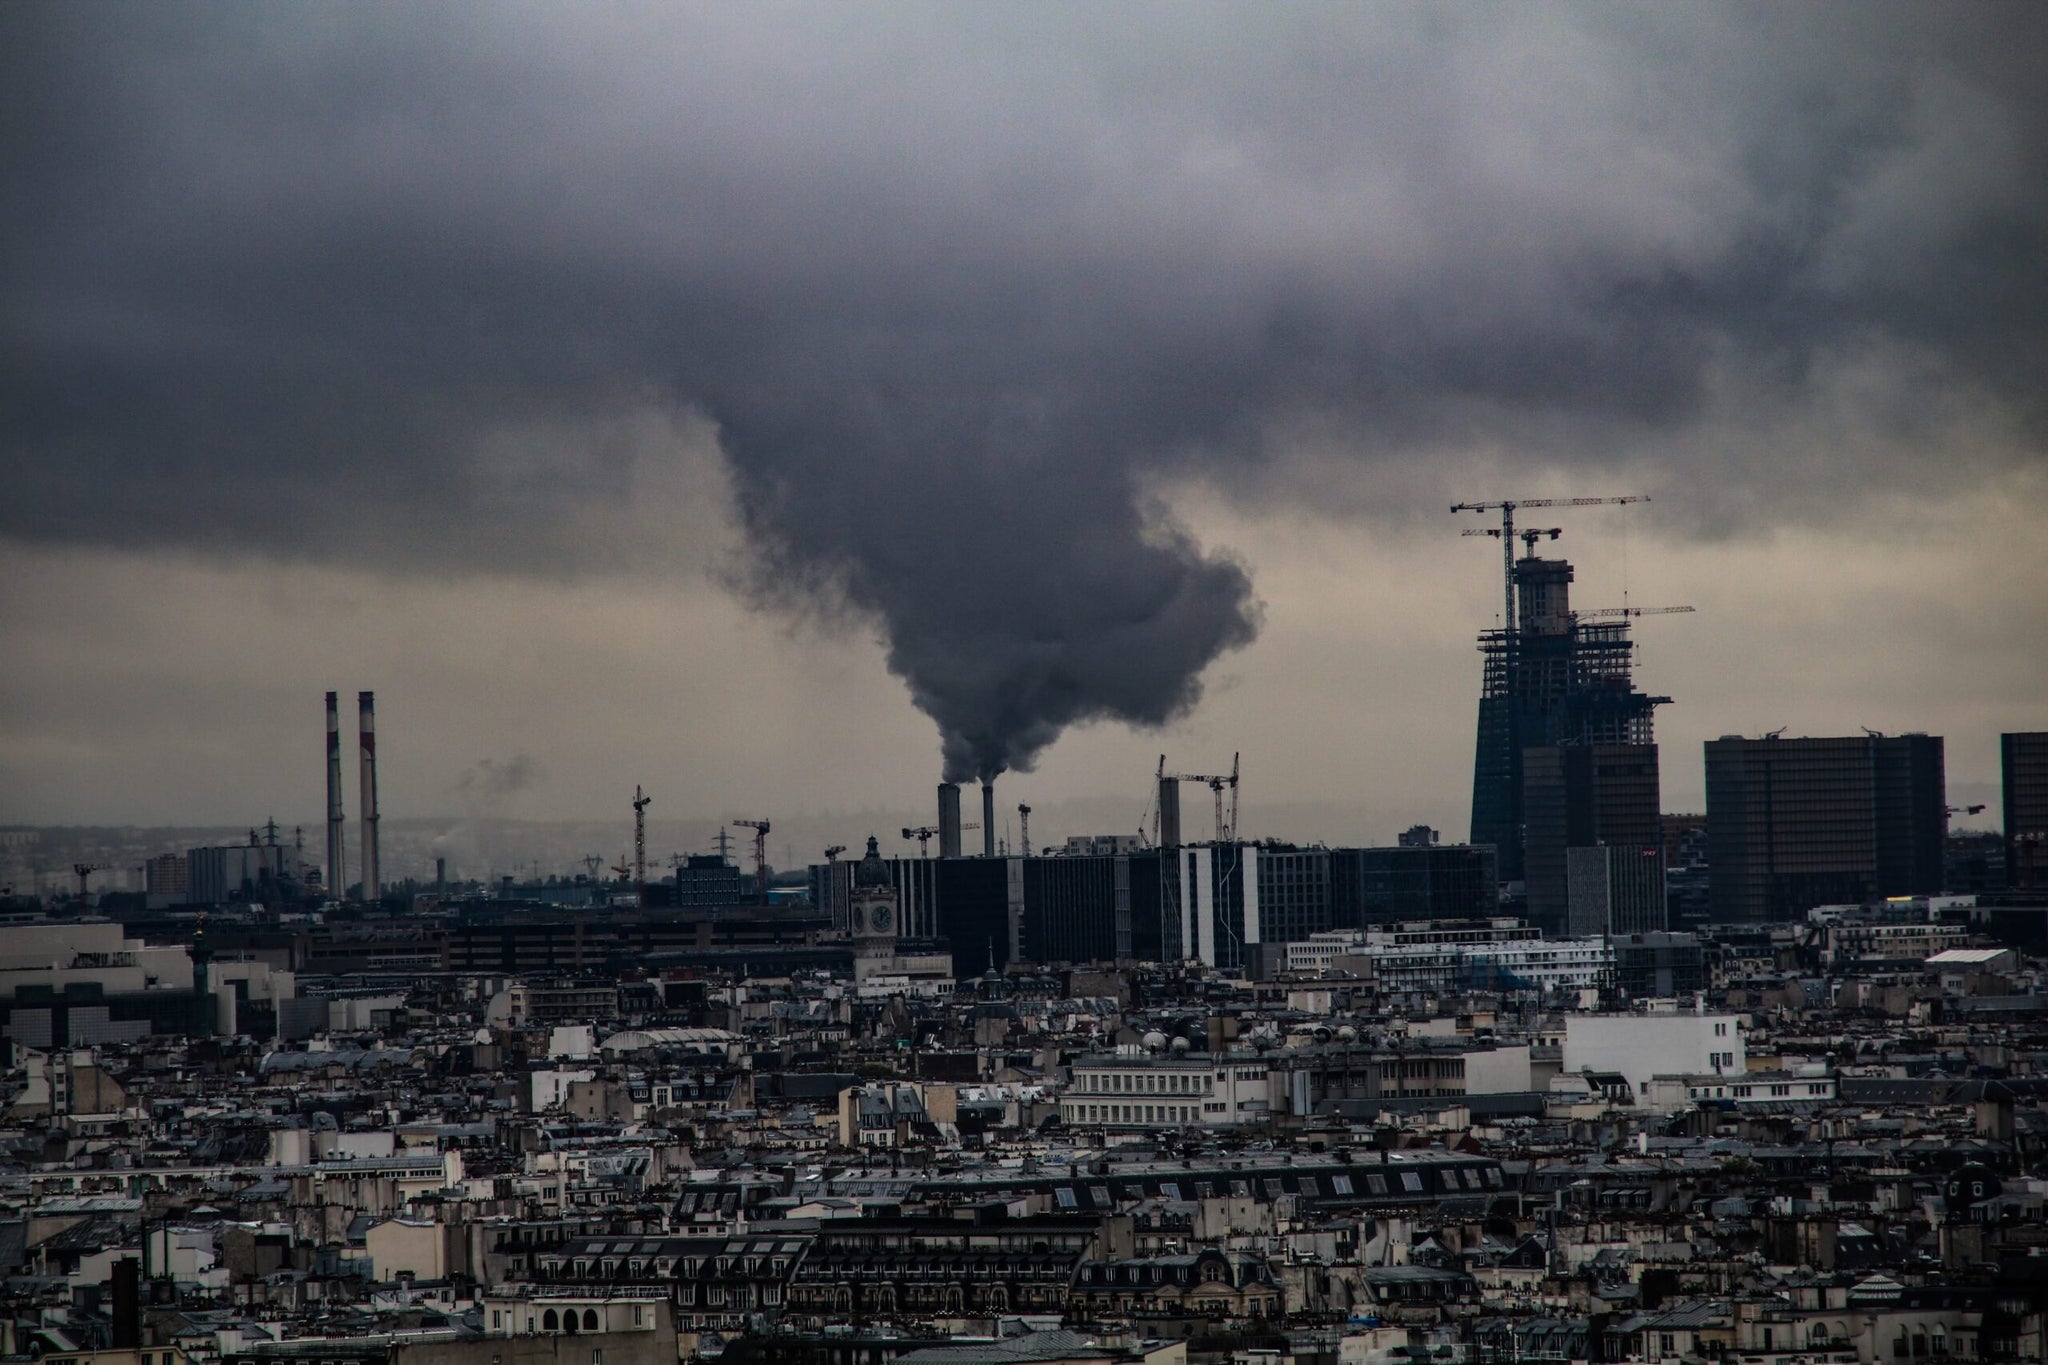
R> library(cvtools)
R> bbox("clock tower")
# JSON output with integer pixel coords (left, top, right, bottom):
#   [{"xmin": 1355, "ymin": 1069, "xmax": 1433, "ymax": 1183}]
[{"xmin": 849, "ymin": 836, "xmax": 898, "ymax": 958}]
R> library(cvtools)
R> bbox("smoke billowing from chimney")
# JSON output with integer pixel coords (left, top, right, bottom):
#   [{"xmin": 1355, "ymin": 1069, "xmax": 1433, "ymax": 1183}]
[{"xmin": 724, "ymin": 401, "xmax": 1260, "ymax": 784}]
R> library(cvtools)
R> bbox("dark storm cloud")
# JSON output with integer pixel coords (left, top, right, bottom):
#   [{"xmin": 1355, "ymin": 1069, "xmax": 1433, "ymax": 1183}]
[{"xmin": 3, "ymin": 3, "xmax": 2043, "ymax": 774}]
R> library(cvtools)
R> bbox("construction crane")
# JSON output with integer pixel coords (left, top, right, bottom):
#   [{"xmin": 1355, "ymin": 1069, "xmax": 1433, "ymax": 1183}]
[
  {"xmin": 1017, "ymin": 804, "xmax": 1032, "ymax": 858},
  {"xmin": 1162, "ymin": 754, "xmax": 1240, "ymax": 843},
  {"xmin": 73, "ymin": 862, "xmax": 102, "ymax": 906},
  {"xmin": 823, "ymin": 844, "xmax": 847, "ymax": 864},
  {"xmin": 1574, "ymin": 605, "xmax": 1696, "ymax": 621},
  {"xmin": 632, "ymin": 786, "xmax": 652, "ymax": 903},
  {"xmin": 730, "ymin": 819, "xmax": 771, "ymax": 904},
  {"xmin": 1946, "ymin": 804, "xmax": 1987, "ymax": 817},
  {"xmin": 902, "ymin": 825, "xmax": 939, "ymax": 857},
  {"xmin": 1451, "ymin": 496, "xmax": 1650, "ymax": 642},
  {"xmin": 1462, "ymin": 526, "xmax": 1563, "ymax": 558}
]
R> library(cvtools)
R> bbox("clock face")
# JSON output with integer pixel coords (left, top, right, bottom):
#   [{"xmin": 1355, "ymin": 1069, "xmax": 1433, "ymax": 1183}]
[{"xmin": 872, "ymin": 906, "xmax": 892, "ymax": 931}]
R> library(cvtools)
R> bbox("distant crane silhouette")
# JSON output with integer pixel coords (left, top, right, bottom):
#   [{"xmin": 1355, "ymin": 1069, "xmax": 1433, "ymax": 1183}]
[
  {"xmin": 730, "ymin": 819, "xmax": 771, "ymax": 904},
  {"xmin": 632, "ymin": 786, "xmax": 652, "ymax": 904},
  {"xmin": 1162, "ymin": 753, "xmax": 1240, "ymax": 843}
]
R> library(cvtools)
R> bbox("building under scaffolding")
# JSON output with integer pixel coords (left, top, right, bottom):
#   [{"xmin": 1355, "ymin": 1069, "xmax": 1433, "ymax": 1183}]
[{"xmin": 1470, "ymin": 555, "xmax": 1667, "ymax": 880}]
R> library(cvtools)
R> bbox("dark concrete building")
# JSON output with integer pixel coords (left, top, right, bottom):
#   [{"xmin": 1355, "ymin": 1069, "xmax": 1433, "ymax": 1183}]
[
  {"xmin": 1611, "ymin": 931, "xmax": 1708, "ymax": 1000},
  {"xmin": 2004, "ymin": 731, "xmax": 2048, "ymax": 891},
  {"xmin": 1469, "ymin": 554, "xmax": 1666, "ymax": 880},
  {"xmin": 1329, "ymin": 844, "xmax": 1499, "ymax": 929},
  {"xmin": 1523, "ymin": 742, "xmax": 1661, "ymax": 934},
  {"xmin": 1705, "ymin": 733, "xmax": 1946, "ymax": 922},
  {"xmin": 1566, "ymin": 843, "xmax": 1668, "ymax": 937}
]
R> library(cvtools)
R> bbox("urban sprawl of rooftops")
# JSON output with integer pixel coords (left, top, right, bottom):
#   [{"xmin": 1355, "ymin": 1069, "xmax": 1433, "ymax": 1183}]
[{"xmin": 3, "ymin": 777, "xmax": 2048, "ymax": 1365}]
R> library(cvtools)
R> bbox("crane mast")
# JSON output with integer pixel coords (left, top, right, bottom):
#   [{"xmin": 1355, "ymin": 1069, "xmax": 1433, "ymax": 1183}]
[
  {"xmin": 1451, "ymin": 495, "xmax": 1650, "ymax": 642},
  {"xmin": 1161, "ymin": 754, "xmax": 1241, "ymax": 843},
  {"xmin": 731, "ymin": 819, "xmax": 771, "ymax": 904},
  {"xmin": 632, "ymin": 786, "xmax": 651, "ymax": 906}
]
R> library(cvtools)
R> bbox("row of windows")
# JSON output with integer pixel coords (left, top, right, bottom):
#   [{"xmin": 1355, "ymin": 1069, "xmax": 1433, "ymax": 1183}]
[
  {"xmin": 1067, "ymin": 1102, "xmax": 1204, "ymax": 1126},
  {"xmin": 1076, "ymin": 1071, "xmax": 1212, "ymax": 1095},
  {"xmin": 489, "ymin": 1307, "xmax": 642, "ymax": 1334}
]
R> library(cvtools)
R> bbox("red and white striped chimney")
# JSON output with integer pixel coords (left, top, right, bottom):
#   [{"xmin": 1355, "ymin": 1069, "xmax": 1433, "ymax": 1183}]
[
  {"xmin": 358, "ymin": 691, "xmax": 380, "ymax": 901},
  {"xmin": 325, "ymin": 692, "xmax": 345, "ymax": 898}
]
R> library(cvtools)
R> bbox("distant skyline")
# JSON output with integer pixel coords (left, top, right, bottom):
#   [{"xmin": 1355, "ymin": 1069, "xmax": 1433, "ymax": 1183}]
[{"xmin": 3, "ymin": 4, "xmax": 2044, "ymax": 833}]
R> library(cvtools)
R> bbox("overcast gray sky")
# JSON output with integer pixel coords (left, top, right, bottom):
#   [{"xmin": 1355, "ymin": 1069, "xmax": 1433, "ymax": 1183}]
[{"xmin": 3, "ymin": 3, "xmax": 2044, "ymax": 850}]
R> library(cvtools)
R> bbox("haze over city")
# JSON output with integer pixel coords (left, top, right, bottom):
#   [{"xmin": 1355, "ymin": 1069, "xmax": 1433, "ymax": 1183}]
[{"xmin": 4, "ymin": 3, "xmax": 2044, "ymax": 842}]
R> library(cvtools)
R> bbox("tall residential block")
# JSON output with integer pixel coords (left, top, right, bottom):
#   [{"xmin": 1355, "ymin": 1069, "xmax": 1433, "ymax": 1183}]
[{"xmin": 1705, "ymin": 733, "xmax": 1945, "ymax": 922}]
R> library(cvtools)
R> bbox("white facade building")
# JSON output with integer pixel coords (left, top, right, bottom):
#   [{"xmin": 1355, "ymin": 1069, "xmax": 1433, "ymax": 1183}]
[
  {"xmin": 1563, "ymin": 1011, "xmax": 1746, "ymax": 1102},
  {"xmin": 1286, "ymin": 920, "xmax": 1611, "ymax": 994},
  {"xmin": 1061, "ymin": 1051, "xmax": 1272, "ymax": 1129},
  {"xmin": 1639, "ymin": 1071, "xmax": 1838, "ymax": 1114}
]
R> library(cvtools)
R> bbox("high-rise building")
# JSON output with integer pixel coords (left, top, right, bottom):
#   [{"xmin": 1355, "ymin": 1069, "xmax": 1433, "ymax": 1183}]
[
  {"xmin": 1566, "ymin": 844, "xmax": 1668, "ymax": 937},
  {"xmin": 1469, "ymin": 554, "xmax": 1666, "ymax": 879},
  {"xmin": 1522, "ymin": 742, "xmax": 1661, "ymax": 933},
  {"xmin": 1329, "ymin": 844, "xmax": 1499, "ymax": 930},
  {"xmin": 2004, "ymin": 732, "xmax": 2048, "ymax": 891},
  {"xmin": 1705, "ymin": 733, "xmax": 1946, "ymax": 922}
]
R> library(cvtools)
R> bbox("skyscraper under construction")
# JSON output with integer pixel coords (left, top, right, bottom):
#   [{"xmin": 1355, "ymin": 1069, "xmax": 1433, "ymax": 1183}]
[{"xmin": 1469, "ymin": 554, "xmax": 1667, "ymax": 880}]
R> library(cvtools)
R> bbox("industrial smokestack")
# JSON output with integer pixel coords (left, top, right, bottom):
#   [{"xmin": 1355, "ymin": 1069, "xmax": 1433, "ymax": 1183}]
[
  {"xmin": 982, "ymin": 779, "xmax": 996, "ymax": 858},
  {"xmin": 325, "ymin": 691, "xmax": 345, "ymax": 898},
  {"xmin": 358, "ymin": 691, "xmax": 379, "ymax": 901},
  {"xmin": 1158, "ymin": 774, "xmax": 1181, "ymax": 848},
  {"xmin": 938, "ymin": 782, "xmax": 963, "ymax": 860},
  {"xmin": 435, "ymin": 856, "xmax": 446, "ymax": 893}
]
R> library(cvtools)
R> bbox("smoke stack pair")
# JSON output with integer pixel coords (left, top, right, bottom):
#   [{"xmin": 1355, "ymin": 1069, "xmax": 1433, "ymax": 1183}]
[{"xmin": 324, "ymin": 690, "xmax": 380, "ymax": 901}]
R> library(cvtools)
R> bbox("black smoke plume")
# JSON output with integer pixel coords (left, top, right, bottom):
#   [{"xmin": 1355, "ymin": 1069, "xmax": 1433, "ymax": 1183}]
[{"xmin": 3, "ymin": 6, "xmax": 2043, "ymax": 779}]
